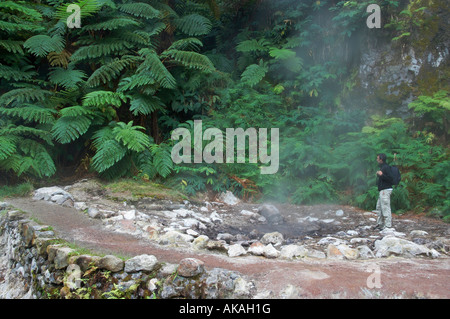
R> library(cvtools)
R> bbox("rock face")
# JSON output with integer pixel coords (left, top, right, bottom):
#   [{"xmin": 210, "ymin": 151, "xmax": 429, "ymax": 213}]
[{"xmin": 0, "ymin": 211, "xmax": 256, "ymax": 299}]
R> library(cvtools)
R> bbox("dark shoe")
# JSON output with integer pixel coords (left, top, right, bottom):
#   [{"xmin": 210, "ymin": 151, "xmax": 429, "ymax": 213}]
[{"xmin": 372, "ymin": 224, "xmax": 383, "ymax": 231}]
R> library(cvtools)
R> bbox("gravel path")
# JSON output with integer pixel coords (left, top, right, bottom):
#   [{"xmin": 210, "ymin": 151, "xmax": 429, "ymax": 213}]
[{"xmin": 8, "ymin": 197, "xmax": 450, "ymax": 298}]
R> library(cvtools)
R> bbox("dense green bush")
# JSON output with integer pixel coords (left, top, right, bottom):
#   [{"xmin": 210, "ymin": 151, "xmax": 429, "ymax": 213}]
[{"xmin": 0, "ymin": 0, "xmax": 448, "ymax": 221}]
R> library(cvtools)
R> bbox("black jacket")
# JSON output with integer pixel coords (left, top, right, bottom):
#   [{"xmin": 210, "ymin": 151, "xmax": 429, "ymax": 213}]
[{"xmin": 377, "ymin": 163, "xmax": 394, "ymax": 191}]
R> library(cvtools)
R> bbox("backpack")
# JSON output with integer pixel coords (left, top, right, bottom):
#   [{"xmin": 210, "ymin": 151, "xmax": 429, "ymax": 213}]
[{"xmin": 390, "ymin": 165, "xmax": 401, "ymax": 186}]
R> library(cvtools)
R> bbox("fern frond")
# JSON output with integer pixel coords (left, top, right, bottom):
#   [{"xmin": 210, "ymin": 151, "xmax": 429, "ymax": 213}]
[
  {"xmin": 0, "ymin": 20, "xmax": 43, "ymax": 33},
  {"xmin": 118, "ymin": 2, "xmax": 161, "ymax": 19},
  {"xmin": 236, "ymin": 39, "xmax": 270, "ymax": 53},
  {"xmin": 0, "ymin": 105, "xmax": 56, "ymax": 124},
  {"xmin": 0, "ymin": 88, "xmax": 53, "ymax": 106},
  {"xmin": 166, "ymin": 38, "xmax": 203, "ymax": 51},
  {"xmin": 83, "ymin": 18, "xmax": 140, "ymax": 31},
  {"xmin": 129, "ymin": 95, "xmax": 164, "ymax": 116},
  {"xmin": 164, "ymin": 50, "xmax": 215, "ymax": 72},
  {"xmin": 0, "ymin": 64, "xmax": 36, "ymax": 81},
  {"xmin": 91, "ymin": 128, "xmax": 127, "ymax": 173},
  {"xmin": 0, "ymin": 1, "xmax": 43, "ymax": 21},
  {"xmin": 54, "ymin": 0, "xmax": 100, "ymax": 20},
  {"xmin": 49, "ymin": 67, "xmax": 87, "ymax": 89},
  {"xmin": 241, "ymin": 61, "xmax": 268, "ymax": 87},
  {"xmin": 23, "ymin": 35, "xmax": 65, "ymax": 57},
  {"xmin": 269, "ymin": 48, "xmax": 296, "ymax": 60},
  {"xmin": 112, "ymin": 121, "xmax": 151, "ymax": 152},
  {"xmin": 150, "ymin": 142, "xmax": 173, "ymax": 178},
  {"xmin": 47, "ymin": 50, "xmax": 72, "ymax": 68},
  {"xmin": 138, "ymin": 48, "xmax": 176, "ymax": 89},
  {"xmin": 0, "ymin": 40, "xmax": 24, "ymax": 54},
  {"xmin": 86, "ymin": 56, "xmax": 139, "ymax": 87},
  {"xmin": 0, "ymin": 136, "xmax": 16, "ymax": 160},
  {"xmin": 117, "ymin": 71, "xmax": 156, "ymax": 92},
  {"xmin": 0, "ymin": 125, "xmax": 53, "ymax": 145},
  {"xmin": 59, "ymin": 105, "xmax": 93, "ymax": 117},
  {"xmin": 71, "ymin": 39, "xmax": 132, "ymax": 62},
  {"xmin": 175, "ymin": 14, "xmax": 212, "ymax": 36},
  {"xmin": 82, "ymin": 91, "xmax": 127, "ymax": 108},
  {"xmin": 52, "ymin": 112, "xmax": 92, "ymax": 144}
]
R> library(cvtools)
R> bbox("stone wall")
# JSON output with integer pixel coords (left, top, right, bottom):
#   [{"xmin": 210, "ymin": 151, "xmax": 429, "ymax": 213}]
[{"xmin": 0, "ymin": 208, "xmax": 254, "ymax": 299}]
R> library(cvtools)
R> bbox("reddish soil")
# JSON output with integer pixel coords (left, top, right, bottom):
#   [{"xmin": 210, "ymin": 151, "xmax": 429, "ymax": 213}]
[{"xmin": 8, "ymin": 197, "xmax": 450, "ymax": 299}]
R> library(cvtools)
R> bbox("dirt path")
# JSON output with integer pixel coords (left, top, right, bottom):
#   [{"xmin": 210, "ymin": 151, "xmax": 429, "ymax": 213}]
[{"xmin": 8, "ymin": 197, "xmax": 450, "ymax": 298}]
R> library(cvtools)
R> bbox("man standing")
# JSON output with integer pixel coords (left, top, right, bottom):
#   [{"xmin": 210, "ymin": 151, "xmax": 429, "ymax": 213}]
[{"xmin": 374, "ymin": 153, "xmax": 394, "ymax": 230}]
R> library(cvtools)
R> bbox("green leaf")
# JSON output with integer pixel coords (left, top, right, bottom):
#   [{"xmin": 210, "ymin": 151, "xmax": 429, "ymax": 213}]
[{"xmin": 23, "ymin": 35, "xmax": 65, "ymax": 57}]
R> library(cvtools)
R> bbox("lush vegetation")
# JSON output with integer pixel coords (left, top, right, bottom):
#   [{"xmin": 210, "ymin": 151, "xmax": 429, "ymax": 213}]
[{"xmin": 0, "ymin": 0, "xmax": 448, "ymax": 220}]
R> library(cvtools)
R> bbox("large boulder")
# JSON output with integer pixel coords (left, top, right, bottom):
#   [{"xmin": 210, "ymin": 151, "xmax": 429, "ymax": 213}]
[{"xmin": 374, "ymin": 236, "xmax": 440, "ymax": 258}]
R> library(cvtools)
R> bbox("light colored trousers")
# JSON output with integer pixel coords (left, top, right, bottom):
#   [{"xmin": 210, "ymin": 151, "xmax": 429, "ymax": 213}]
[{"xmin": 376, "ymin": 189, "xmax": 392, "ymax": 228}]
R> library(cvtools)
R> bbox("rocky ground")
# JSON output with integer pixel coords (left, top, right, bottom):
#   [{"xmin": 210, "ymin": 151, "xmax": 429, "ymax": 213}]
[{"xmin": 3, "ymin": 178, "xmax": 450, "ymax": 298}]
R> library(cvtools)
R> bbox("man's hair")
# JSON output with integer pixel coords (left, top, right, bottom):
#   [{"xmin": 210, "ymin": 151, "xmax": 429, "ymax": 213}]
[{"xmin": 377, "ymin": 153, "xmax": 387, "ymax": 163}]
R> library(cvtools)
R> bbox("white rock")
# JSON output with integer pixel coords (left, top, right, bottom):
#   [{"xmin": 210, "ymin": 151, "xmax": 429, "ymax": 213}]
[
  {"xmin": 380, "ymin": 228, "xmax": 406, "ymax": 237},
  {"xmin": 186, "ymin": 229, "xmax": 199, "ymax": 237},
  {"xmin": 121, "ymin": 209, "xmax": 136, "ymax": 220},
  {"xmin": 410, "ymin": 230, "xmax": 428, "ymax": 237},
  {"xmin": 74, "ymin": 202, "xmax": 87, "ymax": 211},
  {"xmin": 228, "ymin": 244, "xmax": 246, "ymax": 257},
  {"xmin": 34, "ymin": 186, "xmax": 73, "ymax": 202},
  {"xmin": 240, "ymin": 210, "xmax": 258, "ymax": 218},
  {"xmin": 317, "ymin": 236, "xmax": 347, "ymax": 246},
  {"xmin": 263, "ymin": 244, "xmax": 280, "ymax": 258},
  {"xmin": 248, "ymin": 242, "xmax": 265, "ymax": 256},
  {"xmin": 124, "ymin": 254, "xmax": 158, "ymax": 272},
  {"xmin": 374, "ymin": 236, "xmax": 440, "ymax": 258},
  {"xmin": 210, "ymin": 211, "xmax": 223, "ymax": 223},
  {"xmin": 158, "ymin": 231, "xmax": 194, "ymax": 245},
  {"xmin": 357, "ymin": 245, "xmax": 375, "ymax": 259},
  {"xmin": 87, "ymin": 207, "xmax": 101, "ymax": 219},
  {"xmin": 260, "ymin": 232, "xmax": 284, "ymax": 246},
  {"xmin": 335, "ymin": 209, "xmax": 344, "ymax": 217},
  {"xmin": 346, "ymin": 230, "xmax": 359, "ymax": 236},
  {"xmin": 218, "ymin": 191, "xmax": 240, "ymax": 206},
  {"xmin": 280, "ymin": 245, "xmax": 308, "ymax": 259},
  {"xmin": 192, "ymin": 235, "xmax": 209, "ymax": 250}
]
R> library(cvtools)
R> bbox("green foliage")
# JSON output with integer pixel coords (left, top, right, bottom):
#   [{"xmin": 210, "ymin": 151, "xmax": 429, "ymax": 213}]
[{"xmin": 0, "ymin": 0, "xmax": 448, "ymax": 224}]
